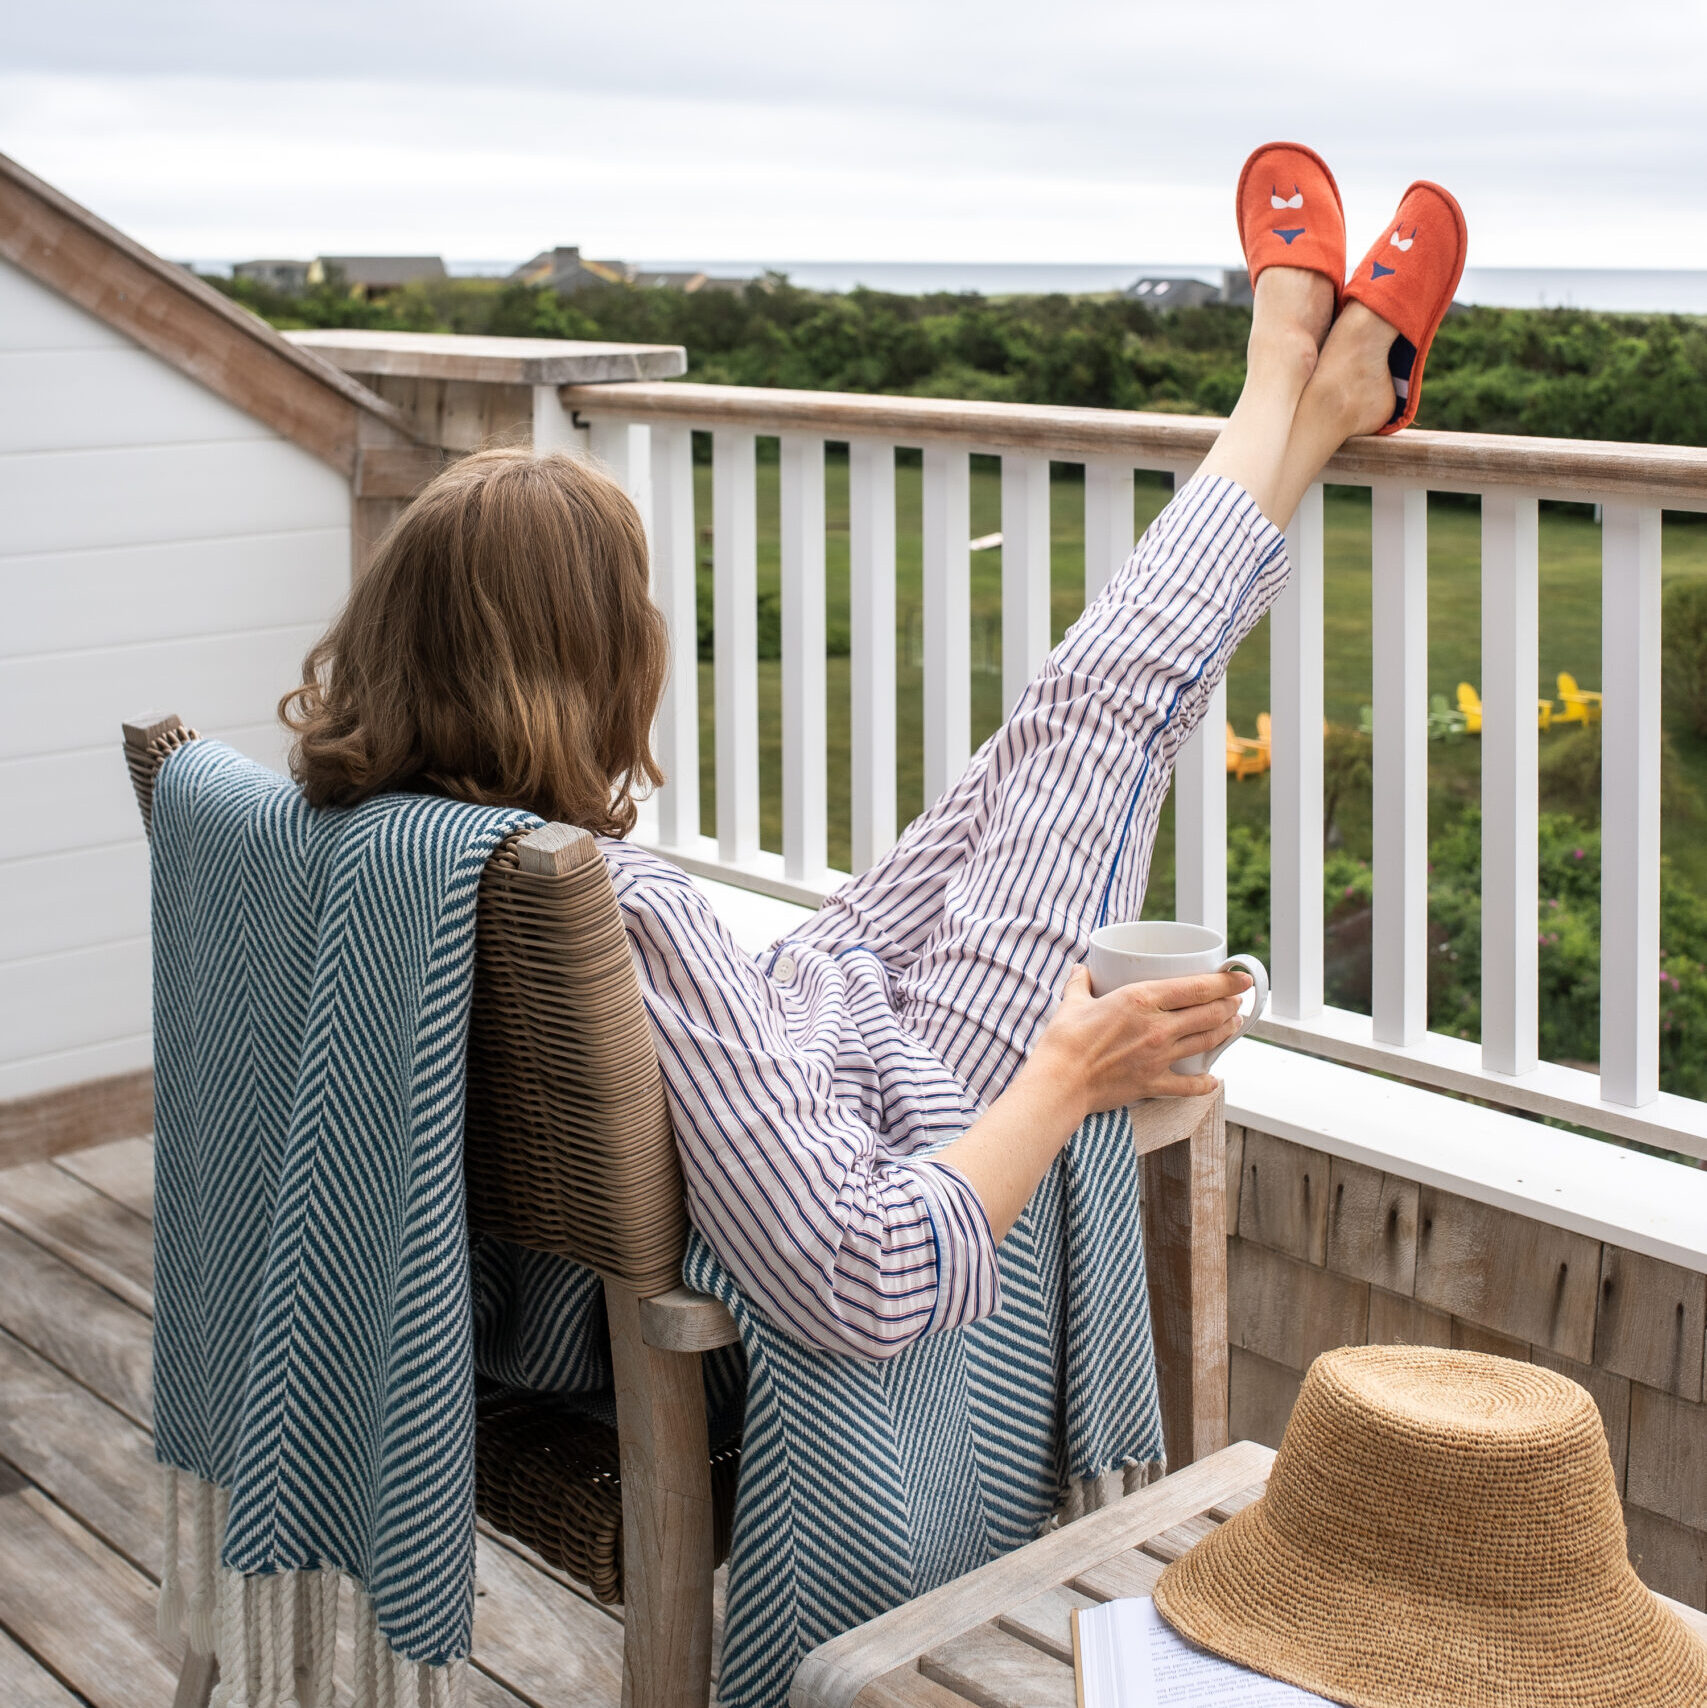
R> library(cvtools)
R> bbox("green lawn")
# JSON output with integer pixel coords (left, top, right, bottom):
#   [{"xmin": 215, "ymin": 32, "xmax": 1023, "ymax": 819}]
[{"xmin": 687, "ymin": 451, "xmax": 1707, "ymax": 910}]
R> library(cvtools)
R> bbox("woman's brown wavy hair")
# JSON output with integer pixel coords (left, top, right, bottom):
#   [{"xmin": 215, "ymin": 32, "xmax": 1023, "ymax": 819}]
[{"xmin": 281, "ymin": 447, "xmax": 666, "ymax": 835}]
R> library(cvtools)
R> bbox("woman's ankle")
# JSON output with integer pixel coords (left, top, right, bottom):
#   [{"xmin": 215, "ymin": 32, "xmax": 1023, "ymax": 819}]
[{"xmin": 1252, "ymin": 266, "xmax": 1336, "ymax": 349}]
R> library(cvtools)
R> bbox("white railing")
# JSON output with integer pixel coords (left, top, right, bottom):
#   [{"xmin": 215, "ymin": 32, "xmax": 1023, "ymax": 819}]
[{"xmin": 544, "ymin": 381, "xmax": 1707, "ymax": 1164}]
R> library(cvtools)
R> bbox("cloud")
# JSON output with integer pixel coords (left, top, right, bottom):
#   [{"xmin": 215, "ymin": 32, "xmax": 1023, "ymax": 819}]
[{"xmin": 4, "ymin": 0, "xmax": 1705, "ymax": 266}]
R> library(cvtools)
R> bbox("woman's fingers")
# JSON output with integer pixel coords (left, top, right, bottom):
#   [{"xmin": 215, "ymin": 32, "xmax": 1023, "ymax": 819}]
[
  {"xmin": 1139, "ymin": 969, "xmax": 1252, "ymax": 1011},
  {"xmin": 1170, "ymin": 1012, "xmax": 1245, "ymax": 1061},
  {"xmin": 1161, "ymin": 993, "xmax": 1245, "ymax": 1040},
  {"xmin": 1148, "ymin": 1070, "xmax": 1220, "ymax": 1099}
]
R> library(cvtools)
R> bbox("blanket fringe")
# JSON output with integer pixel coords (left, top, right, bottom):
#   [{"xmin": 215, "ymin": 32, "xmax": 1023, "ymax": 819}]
[
  {"xmin": 1051, "ymin": 1457, "xmax": 1166, "ymax": 1529},
  {"xmin": 162, "ymin": 1469, "xmax": 467, "ymax": 1708}
]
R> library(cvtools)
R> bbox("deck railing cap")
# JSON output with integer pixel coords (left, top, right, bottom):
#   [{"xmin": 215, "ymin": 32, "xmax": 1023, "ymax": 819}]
[
  {"xmin": 287, "ymin": 329, "xmax": 688, "ymax": 387},
  {"xmin": 560, "ymin": 379, "xmax": 1707, "ymax": 508}
]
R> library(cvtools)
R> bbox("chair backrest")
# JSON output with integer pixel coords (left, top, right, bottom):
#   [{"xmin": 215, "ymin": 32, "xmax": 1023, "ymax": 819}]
[{"xmin": 121, "ymin": 714, "xmax": 689, "ymax": 1300}]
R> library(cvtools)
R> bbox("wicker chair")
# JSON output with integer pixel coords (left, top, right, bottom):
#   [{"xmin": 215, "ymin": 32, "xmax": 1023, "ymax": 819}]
[{"xmin": 126, "ymin": 712, "xmax": 1229, "ymax": 1708}]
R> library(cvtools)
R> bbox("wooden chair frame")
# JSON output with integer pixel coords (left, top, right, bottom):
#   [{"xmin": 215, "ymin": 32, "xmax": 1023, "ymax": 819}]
[{"xmin": 124, "ymin": 714, "xmax": 1227, "ymax": 1708}]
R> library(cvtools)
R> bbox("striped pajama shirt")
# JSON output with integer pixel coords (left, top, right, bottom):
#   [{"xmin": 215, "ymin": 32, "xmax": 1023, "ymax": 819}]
[{"xmin": 603, "ymin": 474, "xmax": 1289, "ymax": 1360}]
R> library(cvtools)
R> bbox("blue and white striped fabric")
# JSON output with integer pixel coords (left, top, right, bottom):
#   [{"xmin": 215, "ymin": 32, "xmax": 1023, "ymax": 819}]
[
  {"xmin": 150, "ymin": 740, "xmax": 536, "ymax": 1700},
  {"xmin": 685, "ymin": 1101, "xmax": 1165, "ymax": 1708},
  {"xmin": 601, "ymin": 474, "xmax": 1289, "ymax": 1361}
]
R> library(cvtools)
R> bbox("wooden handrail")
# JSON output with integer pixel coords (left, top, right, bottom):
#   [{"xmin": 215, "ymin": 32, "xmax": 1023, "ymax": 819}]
[{"xmin": 560, "ymin": 380, "xmax": 1707, "ymax": 508}]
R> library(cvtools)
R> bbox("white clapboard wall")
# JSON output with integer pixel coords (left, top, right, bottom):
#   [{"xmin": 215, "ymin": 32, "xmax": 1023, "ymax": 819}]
[{"xmin": 0, "ymin": 257, "xmax": 352, "ymax": 1102}]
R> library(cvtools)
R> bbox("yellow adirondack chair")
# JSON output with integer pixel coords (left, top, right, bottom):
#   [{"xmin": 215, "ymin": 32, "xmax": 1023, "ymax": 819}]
[
  {"xmin": 1557, "ymin": 672, "xmax": 1603, "ymax": 725},
  {"xmin": 1226, "ymin": 720, "xmax": 1268, "ymax": 780},
  {"xmin": 1256, "ymin": 711, "xmax": 1273, "ymax": 761},
  {"xmin": 1456, "ymin": 682, "xmax": 1483, "ymax": 735},
  {"xmin": 1459, "ymin": 681, "xmax": 1557, "ymax": 733}
]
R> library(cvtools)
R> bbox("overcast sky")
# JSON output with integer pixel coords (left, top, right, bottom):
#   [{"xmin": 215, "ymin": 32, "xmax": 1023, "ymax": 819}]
[{"xmin": 5, "ymin": 0, "xmax": 1706, "ymax": 268}]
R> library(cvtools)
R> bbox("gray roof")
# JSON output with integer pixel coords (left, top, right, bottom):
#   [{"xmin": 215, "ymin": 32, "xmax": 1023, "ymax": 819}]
[{"xmin": 317, "ymin": 256, "xmax": 447, "ymax": 286}]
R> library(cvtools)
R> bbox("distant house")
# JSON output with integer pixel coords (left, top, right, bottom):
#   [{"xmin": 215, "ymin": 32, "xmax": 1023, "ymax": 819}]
[
  {"xmin": 512, "ymin": 246, "xmax": 752, "ymax": 295},
  {"xmin": 308, "ymin": 255, "xmax": 447, "ymax": 299},
  {"xmin": 234, "ymin": 258, "xmax": 311, "ymax": 294},
  {"xmin": 1126, "ymin": 275, "xmax": 1220, "ymax": 311},
  {"xmin": 510, "ymin": 247, "xmax": 633, "ymax": 293},
  {"xmin": 1220, "ymin": 268, "xmax": 1254, "ymax": 307}
]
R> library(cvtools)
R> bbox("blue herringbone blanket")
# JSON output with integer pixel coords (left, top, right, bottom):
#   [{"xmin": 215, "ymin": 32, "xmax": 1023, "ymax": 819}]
[
  {"xmin": 150, "ymin": 739, "xmax": 1164, "ymax": 1708},
  {"xmin": 151, "ymin": 739, "xmax": 536, "ymax": 1703}
]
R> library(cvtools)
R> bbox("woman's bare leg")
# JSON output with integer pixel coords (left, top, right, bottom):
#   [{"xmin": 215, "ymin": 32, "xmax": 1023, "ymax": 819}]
[
  {"xmin": 1194, "ymin": 265, "xmax": 1334, "ymax": 525},
  {"xmin": 1197, "ymin": 278, "xmax": 1406, "ymax": 530},
  {"xmin": 1264, "ymin": 300, "xmax": 1403, "ymax": 524}
]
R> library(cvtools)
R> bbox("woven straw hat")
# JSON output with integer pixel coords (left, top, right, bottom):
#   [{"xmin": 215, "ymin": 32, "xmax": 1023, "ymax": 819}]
[{"xmin": 1154, "ymin": 1345, "xmax": 1707, "ymax": 1707}]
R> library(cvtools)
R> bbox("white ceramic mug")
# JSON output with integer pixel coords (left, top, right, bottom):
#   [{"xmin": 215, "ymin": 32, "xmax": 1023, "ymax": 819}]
[{"xmin": 1086, "ymin": 920, "xmax": 1269, "ymax": 1075}]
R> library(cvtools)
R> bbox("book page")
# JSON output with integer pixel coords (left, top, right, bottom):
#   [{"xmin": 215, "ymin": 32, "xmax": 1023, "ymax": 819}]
[{"xmin": 1076, "ymin": 1596, "xmax": 1337, "ymax": 1707}]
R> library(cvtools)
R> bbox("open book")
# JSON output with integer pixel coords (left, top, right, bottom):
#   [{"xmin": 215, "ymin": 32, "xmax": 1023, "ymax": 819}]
[{"xmin": 1072, "ymin": 1597, "xmax": 1336, "ymax": 1707}]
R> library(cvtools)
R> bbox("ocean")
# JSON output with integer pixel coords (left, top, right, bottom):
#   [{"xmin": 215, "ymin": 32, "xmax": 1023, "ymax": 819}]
[{"xmin": 438, "ymin": 258, "xmax": 1707, "ymax": 315}]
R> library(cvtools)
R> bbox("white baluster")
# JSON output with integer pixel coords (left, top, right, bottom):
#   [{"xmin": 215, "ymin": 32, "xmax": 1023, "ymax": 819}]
[
  {"xmin": 849, "ymin": 439, "xmax": 897, "ymax": 872},
  {"xmin": 1000, "ymin": 452, "xmax": 1051, "ymax": 715},
  {"xmin": 649, "ymin": 424, "xmax": 699, "ymax": 849},
  {"xmin": 1174, "ymin": 678, "xmax": 1228, "ymax": 937},
  {"xmin": 713, "ymin": 428, "xmax": 759, "ymax": 865},
  {"xmin": 922, "ymin": 444, "xmax": 972, "ymax": 805},
  {"xmin": 1371, "ymin": 483, "xmax": 1429, "ymax": 1046},
  {"xmin": 588, "ymin": 419, "xmax": 652, "ymax": 540},
  {"xmin": 781, "ymin": 435, "xmax": 828, "ymax": 881},
  {"xmin": 1481, "ymin": 489, "xmax": 1540, "ymax": 1076},
  {"xmin": 1084, "ymin": 458, "xmax": 1134, "ymax": 601},
  {"xmin": 1601, "ymin": 503, "xmax": 1663, "ymax": 1107},
  {"xmin": 531, "ymin": 385, "xmax": 586, "ymax": 457},
  {"xmin": 1271, "ymin": 483, "xmax": 1325, "ymax": 1018}
]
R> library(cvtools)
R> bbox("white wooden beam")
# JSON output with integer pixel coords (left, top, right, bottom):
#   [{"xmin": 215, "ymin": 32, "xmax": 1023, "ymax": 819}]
[
  {"xmin": 1481, "ymin": 489, "xmax": 1540, "ymax": 1077},
  {"xmin": 1174, "ymin": 678, "xmax": 1228, "ymax": 937},
  {"xmin": 780, "ymin": 435, "xmax": 828, "ymax": 881},
  {"xmin": 1601, "ymin": 503, "xmax": 1663, "ymax": 1107},
  {"xmin": 922, "ymin": 443, "xmax": 972, "ymax": 805},
  {"xmin": 1371, "ymin": 483, "xmax": 1429, "ymax": 1047},
  {"xmin": 1000, "ymin": 452, "xmax": 1052, "ymax": 716},
  {"xmin": 849, "ymin": 439, "xmax": 898, "ymax": 872},
  {"xmin": 649, "ymin": 424, "xmax": 699, "ymax": 849},
  {"xmin": 713, "ymin": 428, "xmax": 759, "ymax": 864},
  {"xmin": 1084, "ymin": 458, "xmax": 1134, "ymax": 602},
  {"xmin": 1270, "ymin": 483, "xmax": 1325, "ymax": 1019}
]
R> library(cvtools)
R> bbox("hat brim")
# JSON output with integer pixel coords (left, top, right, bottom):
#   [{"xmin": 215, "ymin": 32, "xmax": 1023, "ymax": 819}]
[{"xmin": 1153, "ymin": 1497, "xmax": 1707, "ymax": 1708}]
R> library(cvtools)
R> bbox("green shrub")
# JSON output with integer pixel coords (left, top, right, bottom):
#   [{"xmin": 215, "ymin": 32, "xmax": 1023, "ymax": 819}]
[{"xmin": 1664, "ymin": 578, "xmax": 1707, "ymax": 739}]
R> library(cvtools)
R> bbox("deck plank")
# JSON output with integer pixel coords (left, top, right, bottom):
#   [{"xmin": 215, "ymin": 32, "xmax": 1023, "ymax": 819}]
[
  {"xmin": 55, "ymin": 1136, "xmax": 156, "ymax": 1220},
  {"xmin": 0, "ymin": 1326, "xmax": 164, "ymax": 1575},
  {"xmin": 0, "ymin": 1221, "xmax": 152, "ymax": 1426},
  {"xmin": 0, "ymin": 1160, "xmax": 154, "ymax": 1314},
  {"xmin": 0, "ymin": 1624, "xmax": 82, "ymax": 1707},
  {"xmin": 0, "ymin": 1145, "xmax": 621, "ymax": 1708},
  {"xmin": 0, "ymin": 1477, "xmax": 179, "ymax": 1708},
  {"xmin": 473, "ymin": 1531, "xmax": 626, "ymax": 1708}
]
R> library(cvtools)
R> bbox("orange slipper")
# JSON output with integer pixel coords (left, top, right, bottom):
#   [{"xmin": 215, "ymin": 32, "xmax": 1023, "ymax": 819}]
[
  {"xmin": 1235, "ymin": 141, "xmax": 1345, "ymax": 302},
  {"xmin": 1341, "ymin": 180, "xmax": 1468, "ymax": 434}
]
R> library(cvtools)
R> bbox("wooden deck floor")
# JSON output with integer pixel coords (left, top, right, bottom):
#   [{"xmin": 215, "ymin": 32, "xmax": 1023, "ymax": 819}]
[{"xmin": 0, "ymin": 1135, "xmax": 647, "ymax": 1708}]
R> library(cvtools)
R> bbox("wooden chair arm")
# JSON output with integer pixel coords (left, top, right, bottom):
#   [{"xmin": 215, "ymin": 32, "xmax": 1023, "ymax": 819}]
[
  {"xmin": 639, "ymin": 1286, "xmax": 740, "ymax": 1352},
  {"xmin": 121, "ymin": 711, "xmax": 194, "ymax": 834},
  {"xmin": 1128, "ymin": 1091, "xmax": 1219, "ymax": 1157}
]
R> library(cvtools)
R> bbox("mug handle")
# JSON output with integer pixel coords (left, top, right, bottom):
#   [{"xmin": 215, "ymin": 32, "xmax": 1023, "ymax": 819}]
[{"xmin": 1203, "ymin": 954, "xmax": 1269, "ymax": 1070}]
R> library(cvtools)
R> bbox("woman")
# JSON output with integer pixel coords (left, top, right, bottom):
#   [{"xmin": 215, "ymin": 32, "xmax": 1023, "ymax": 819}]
[{"xmin": 284, "ymin": 144, "xmax": 1466, "ymax": 1362}]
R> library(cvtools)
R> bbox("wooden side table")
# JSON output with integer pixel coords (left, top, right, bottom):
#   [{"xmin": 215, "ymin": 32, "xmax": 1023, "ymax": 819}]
[{"xmin": 791, "ymin": 1440, "xmax": 1707, "ymax": 1708}]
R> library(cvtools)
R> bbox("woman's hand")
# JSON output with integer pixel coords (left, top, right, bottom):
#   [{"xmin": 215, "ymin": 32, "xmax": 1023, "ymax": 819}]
[
  {"xmin": 933, "ymin": 964, "xmax": 1251, "ymax": 1242},
  {"xmin": 1026, "ymin": 964, "xmax": 1253, "ymax": 1117}
]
